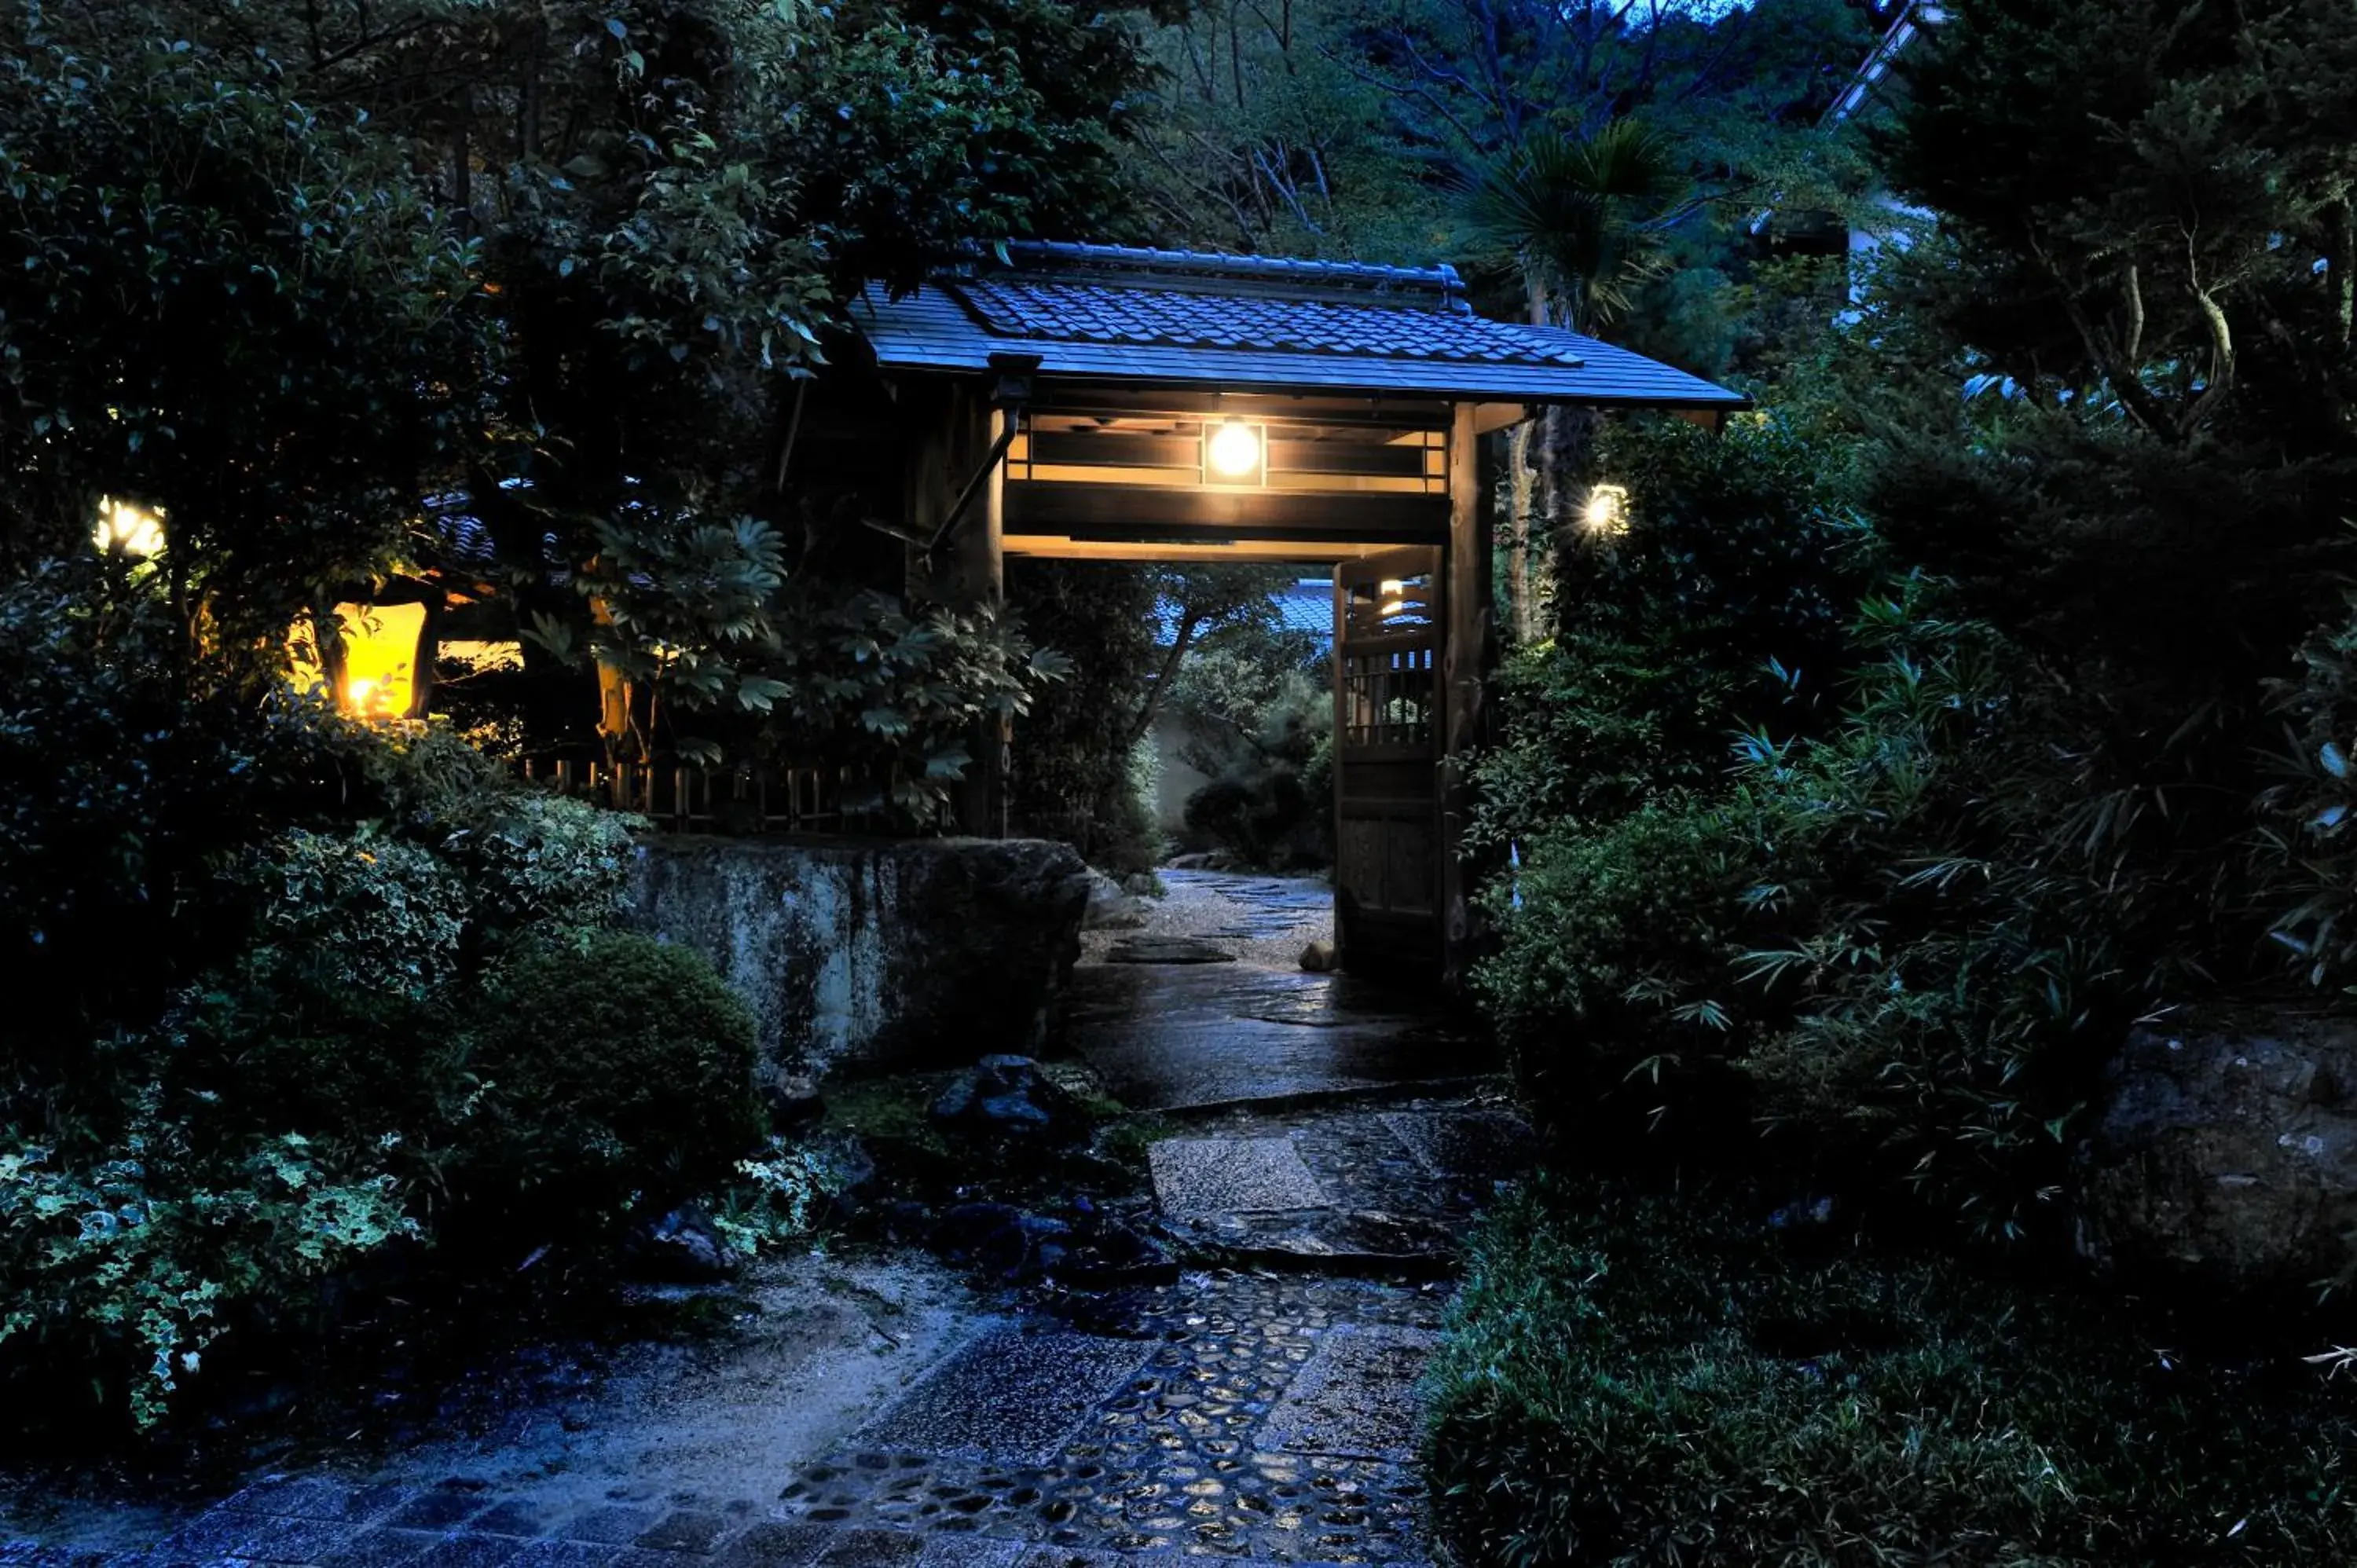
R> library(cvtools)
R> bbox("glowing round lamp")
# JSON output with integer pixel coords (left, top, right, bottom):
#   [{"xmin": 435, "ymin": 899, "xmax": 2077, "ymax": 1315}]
[
  {"xmin": 93, "ymin": 495, "xmax": 165, "ymax": 559},
  {"xmin": 1206, "ymin": 420, "xmax": 1264, "ymax": 482}
]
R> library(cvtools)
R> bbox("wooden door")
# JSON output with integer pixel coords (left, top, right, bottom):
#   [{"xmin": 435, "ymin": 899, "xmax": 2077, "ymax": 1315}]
[{"xmin": 1332, "ymin": 546, "xmax": 1444, "ymax": 973}]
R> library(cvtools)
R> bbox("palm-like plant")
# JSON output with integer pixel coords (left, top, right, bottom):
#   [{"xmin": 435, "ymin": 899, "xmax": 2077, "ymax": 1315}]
[{"xmin": 1458, "ymin": 119, "xmax": 1691, "ymax": 333}]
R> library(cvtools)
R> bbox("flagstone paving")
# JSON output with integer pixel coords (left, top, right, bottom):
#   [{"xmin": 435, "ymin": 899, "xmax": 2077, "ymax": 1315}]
[{"xmin": 3, "ymin": 872, "xmax": 1521, "ymax": 1568}]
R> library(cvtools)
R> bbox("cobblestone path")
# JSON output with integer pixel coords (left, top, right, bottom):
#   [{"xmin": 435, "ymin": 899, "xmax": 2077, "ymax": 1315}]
[{"xmin": 4, "ymin": 874, "xmax": 1521, "ymax": 1568}]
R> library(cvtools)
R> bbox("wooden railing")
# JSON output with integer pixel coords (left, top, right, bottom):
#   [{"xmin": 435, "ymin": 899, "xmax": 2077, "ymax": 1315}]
[{"xmin": 516, "ymin": 750, "xmax": 934, "ymax": 836}]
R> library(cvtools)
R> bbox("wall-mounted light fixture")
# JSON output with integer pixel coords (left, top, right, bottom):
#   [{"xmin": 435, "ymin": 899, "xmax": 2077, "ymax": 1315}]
[
  {"xmin": 1581, "ymin": 482, "xmax": 1631, "ymax": 539},
  {"xmin": 1204, "ymin": 419, "xmax": 1266, "ymax": 485},
  {"xmin": 93, "ymin": 495, "xmax": 166, "ymax": 559}
]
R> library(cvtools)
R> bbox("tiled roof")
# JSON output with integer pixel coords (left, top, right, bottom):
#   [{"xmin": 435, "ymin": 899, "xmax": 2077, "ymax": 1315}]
[
  {"xmin": 1152, "ymin": 579, "xmax": 1336, "ymax": 649},
  {"xmin": 856, "ymin": 241, "xmax": 1744, "ymax": 408},
  {"xmin": 1274, "ymin": 580, "xmax": 1336, "ymax": 643},
  {"xmin": 953, "ymin": 244, "xmax": 1587, "ymax": 368}
]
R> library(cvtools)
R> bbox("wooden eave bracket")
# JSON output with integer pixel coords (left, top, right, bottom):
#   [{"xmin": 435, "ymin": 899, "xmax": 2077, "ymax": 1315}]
[{"xmin": 863, "ymin": 352, "xmax": 1041, "ymax": 559}]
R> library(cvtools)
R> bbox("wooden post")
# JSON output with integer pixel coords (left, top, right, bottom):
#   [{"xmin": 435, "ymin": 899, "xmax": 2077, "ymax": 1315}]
[
  {"xmin": 1439, "ymin": 401, "xmax": 1491, "ymax": 987},
  {"xmin": 904, "ymin": 379, "xmax": 1007, "ymax": 836},
  {"xmin": 1330, "ymin": 562, "xmax": 1349, "ymax": 967}
]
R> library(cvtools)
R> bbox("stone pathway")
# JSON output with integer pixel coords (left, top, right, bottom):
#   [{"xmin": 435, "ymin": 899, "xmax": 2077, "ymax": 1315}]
[{"xmin": 3, "ymin": 873, "xmax": 1520, "ymax": 1568}]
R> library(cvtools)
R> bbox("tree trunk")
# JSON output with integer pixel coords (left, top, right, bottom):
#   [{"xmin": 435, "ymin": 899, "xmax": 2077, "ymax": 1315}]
[
  {"xmin": 589, "ymin": 594, "xmax": 639, "ymax": 770},
  {"xmin": 1506, "ymin": 422, "xmax": 1536, "ymax": 643}
]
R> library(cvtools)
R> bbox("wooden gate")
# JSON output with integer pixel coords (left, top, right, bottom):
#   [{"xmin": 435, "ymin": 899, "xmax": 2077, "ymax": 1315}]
[{"xmin": 1332, "ymin": 546, "xmax": 1444, "ymax": 973}]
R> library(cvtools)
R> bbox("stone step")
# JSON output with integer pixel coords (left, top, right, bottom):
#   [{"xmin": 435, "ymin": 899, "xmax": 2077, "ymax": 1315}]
[
  {"xmin": 1142, "ymin": 1105, "xmax": 1532, "ymax": 1279},
  {"xmin": 1164, "ymin": 1212, "xmax": 1463, "ymax": 1279}
]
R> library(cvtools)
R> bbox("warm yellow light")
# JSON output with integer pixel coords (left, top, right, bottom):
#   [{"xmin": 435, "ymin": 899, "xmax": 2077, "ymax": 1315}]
[
  {"xmin": 1207, "ymin": 420, "xmax": 1263, "ymax": 480},
  {"xmin": 93, "ymin": 495, "xmax": 165, "ymax": 558},
  {"xmin": 284, "ymin": 603, "xmax": 427, "ymax": 720},
  {"xmin": 1582, "ymin": 482, "xmax": 1631, "ymax": 538},
  {"xmin": 438, "ymin": 639, "xmax": 524, "ymax": 674},
  {"xmin": 336, "ymin": 603, "xmax": 426, "ymax": 719},
  {"xmin": 1378, "ymin": 578, "xmax": 1406, "ymax": 595}
]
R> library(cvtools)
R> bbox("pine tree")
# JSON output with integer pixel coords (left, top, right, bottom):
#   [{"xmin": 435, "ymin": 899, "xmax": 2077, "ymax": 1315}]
[{"xmin": 1854, "ymin": 0, "xmax": 2357, "ymax": 969}]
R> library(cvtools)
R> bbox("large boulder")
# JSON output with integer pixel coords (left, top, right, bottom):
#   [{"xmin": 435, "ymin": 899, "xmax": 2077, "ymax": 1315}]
[
  {"xmin": 627, "ymin": 835, "xmax": 1091, "ymax": 1076},
  {"xmin": 2075, "ymin": 1013, "xmax": 2357, "ymax": 1293},
  {"xmin": 1082, "ymin": 869, "xmax": 1151, "ymax": 931}
]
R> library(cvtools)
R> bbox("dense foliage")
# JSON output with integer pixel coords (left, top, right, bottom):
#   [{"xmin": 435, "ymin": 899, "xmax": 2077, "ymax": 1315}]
[
  {"xmin": 1471, "ymin": 0, "xmax": 2357, "ymax": 1247},
  {"xmin": 0, "ymin": 16, "xmax": 486, "ymax": 644},
  {"xmin": 1483, "ymin": 580, "xmax": 2130, "ymax": 1235},
  {"xmin": 0, "ymin": 0, "xmax": 1162, "ymax": 1431},
  {"xmin": 1856, "ymin": 0, "xmax": 2357, "ymax": 974},
  {"xmin": 0, "ymin": 0, "xmax": 1146, "ymax": 776},
  {"xmin": 1167, "ymin": 613, "xmax": 1332, "ymax": 870},
  {"xmin": 1469, "ymin": 413, "xmax": 1872, "ymax": 848},
  {"xmin": 1428, "ymin": 1178, "xmax": 2357, "ymax": 1566},
  {"xmin": 0, "ymin": 562, "xmax": 761, "ymax": 1434},
  {"xmin": 1008, "ymin": 562, "xmax": 1292, "ymax": 871}
]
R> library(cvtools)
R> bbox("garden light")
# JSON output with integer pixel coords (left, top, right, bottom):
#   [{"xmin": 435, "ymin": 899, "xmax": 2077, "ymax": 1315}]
[
  {"xmin": 1206, "ymin": 419, "xmax": 1265, "ymax": 482},
  {"xmin": 93, "ymin": 495, "xmax": 165, "ymax": 558},
  {"xmin": 287, "ymin": 602, "xmax": 431, "ymax": 720},
  {"xmin": 335, "ymin": 602, "xmax": 429, "ymax": 720},
  {"xmin": 1582, "ymin": 482, "xmax": 1630, "ymax": 538}
]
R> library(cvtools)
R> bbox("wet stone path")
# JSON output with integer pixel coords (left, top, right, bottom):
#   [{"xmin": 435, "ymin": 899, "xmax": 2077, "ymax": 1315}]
[
  {"xmin": 774, "ymin": 1273, "xmax": 1443, "ymax": 1564},
  {"xmin": 4, "ymin": 874, "xmax": 1520, "ymax": 1568}
]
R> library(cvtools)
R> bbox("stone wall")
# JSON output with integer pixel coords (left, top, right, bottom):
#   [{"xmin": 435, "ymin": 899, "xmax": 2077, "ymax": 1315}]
[
  {"xmin": 2076, "ymin": 1010, "xmax": 2357, "ymax": 1295},
  {"xmin": 625, "ymin": 834, "xmax": 1091, "ymax": 1077}
]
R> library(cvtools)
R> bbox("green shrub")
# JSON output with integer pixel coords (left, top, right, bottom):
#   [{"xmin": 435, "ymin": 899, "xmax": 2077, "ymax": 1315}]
[
  {"xmin": 0, "ymin": 561, "xmax": 373, "ymax": 1098},
  {"xmin": 1471, "ymin": 413, "xmax": 1875, "ymax": 852},
  {"xmin": 1480, "ymin": 581, "xmax": 2127, "ymax": 1236},
  {"xmin": 1427, "ymin": 1179, "xmax": 2357, "ymax": 1566},
  {"xmin": 2258, "ymin": 592, "xmax": 2357, "ymax": 991},
  {"xmin": 457, "ymin": 929, "xmax": 763, "ymax": 1239},
  {"xmin": 1473, "ymin": 802, "xmax": 1754, "ymax": 1145},
  {"xmin": 1168, "ymin": 620, "xmax": 1332, "ymax": 870},
  {"xmin": 0, "ymin": 1133, "xmax": 415, "ymax": 1432},
  {"xmin": 0, "ymin": 561, "xmax": 750, "ymax": 1434}
]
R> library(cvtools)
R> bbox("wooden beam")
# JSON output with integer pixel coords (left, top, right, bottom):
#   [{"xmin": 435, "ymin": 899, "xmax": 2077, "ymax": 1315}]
[
  {"xmin": 905, "ymin": 382, "xmax": 1003, "ymax": 608},
  {"xmin": 1003, "ymin": 535, "xmax": 1405, "ymax": 563},
  {"xmin": 1470, "ymin": 401, "xmax": 1527, "ymax": 434},
  {"xmin": 1015, "ymin": 383, "xmax": 1453, "ymax": 424},
  {"xmin": 1005, "ymin": 480, "xmax": 1446, "ymax": 541},
  {"xmin": 1440, "ymin": 401, "xmax": 1490, "ymax": 988},
  {"xmin": 1330, "ymin": 563, "xmax": 1348, "ymax": 969}
]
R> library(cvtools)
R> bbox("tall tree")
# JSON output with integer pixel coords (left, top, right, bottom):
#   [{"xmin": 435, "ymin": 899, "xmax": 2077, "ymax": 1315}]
[
  {"xmin": 1853, "ymin": 0, "xmax": 2357, "ymax": 972},
  {"xmin": 1128, "ymin": 0, "xmax": 1878, "ymax": 642},
  {"xmin": 1457, "ymin": 119, "xmax": 1691, "ymax": 333},
  {"xmin": 2, "ymin": 0, "xmax": 1152, "ymax": 766},
  {"xmin": 1457, "ymin": 116, "xmax": 1693, "ymax": 636}
]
